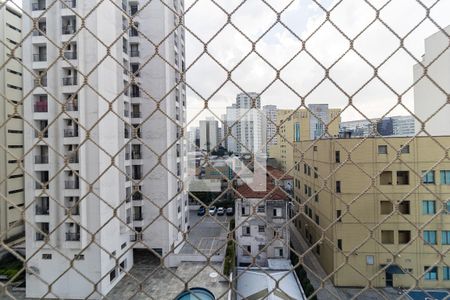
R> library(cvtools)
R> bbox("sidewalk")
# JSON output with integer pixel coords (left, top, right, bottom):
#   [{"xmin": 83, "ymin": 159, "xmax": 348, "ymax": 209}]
[{"xmin": 289, "ymin": 223, "xmax": 347, "ymax": 300}]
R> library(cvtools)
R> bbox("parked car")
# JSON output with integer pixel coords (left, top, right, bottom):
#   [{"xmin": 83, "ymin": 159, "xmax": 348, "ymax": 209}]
[
  {"xmin": 208, "ymin": 206, "xmax": 217, "ymax": 215},
  {"xmin": 197, "ymin": 207, "xmax": 205, "ymax": 216},
  {"xmin": 217, "ymin": 207, "xmax": 225, "ymax": 216},
  {"xmin": 226, "ymin": 207, "xmax": 234, "ymax": 216}
]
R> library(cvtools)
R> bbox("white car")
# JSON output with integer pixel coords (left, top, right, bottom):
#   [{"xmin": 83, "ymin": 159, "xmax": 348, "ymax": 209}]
[
  {"xmin": 208, "ymin": 206, "xmax": 217, "ymax": 215},
  {"xmin": 217, "ymin": 207, "xmax": 225, "ymax": 216}
]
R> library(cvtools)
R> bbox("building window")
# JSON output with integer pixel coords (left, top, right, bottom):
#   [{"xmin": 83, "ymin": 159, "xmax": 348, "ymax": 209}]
[
  {"xmin": 275, "ymin": 247, "xmax": 284, "ymax": 257},
  {"xmin": 242, "ymin": 226, "xmax": 250, "ymax": 236},
  {"xmin": 258, "ymin": 244, "xmax": 265, "ymax": 251},
  {"xmin": 42, "ymin": 254, "xmax": 52, "ymax": 260},
  {"xmin": 380, "ymin": 201, "xmax": 393, "ymax": 214},
  {"xmin": 422, "ymin": 171, "xmax": 435, "ymax": 184},
  {"xmin": 109, "ymin": 269, "xmax": 117, "ymax": 282},
  {"xmin": 336, "ymin": 210, "xmax": 342, "ymax": 222},
  {"xmin": 336, "ymin": 181, "xmax": 341, "ymax": 193},
  {"xmin": 243, "ymin": 245, "xmax": 251, "ymax": 256},
  {"xmin": 335, "ymin": 151, "xmax": 340, "ymax": 163},
  {"xmin": 366, "ymin": 255, "xmax": 374, "ymax": 265},
  {"xmin": 444, "ymin": 267, "xmax": 450, "ymax": 281},
  {"xmin": 257, "ymin": 205, "xmax": 265, "ymax": 213},
  {"xmin": 399, "ymin": 201, "xmax": 411, "ymax": 214},
  {"xmin": 424, "ymin": 266, "xmax": 438, "ymax": 280},
  {"xmin": 315, "ymin": 215, "xmax": 320, "ymax": 225},
  {"xmin": 441, "ymin": 170, "xmax": 450, "ymax": 184},
  {"xmin": 337, "ymin": 239, "xmax": 342, "ymax": 250},
  {"xmin": 398, "ymin": 231, "xmax": 411, "ymax": 244},
  {"xmin": 314, "ymin": 167, "xmax": 318, "ymax": 178},
  {"xmin": 381, "ymin": 230, "xmax": 394, "ymax": 244},
  {"xmin": 378, "ymin": 145, "xmax": 388, "ymax": 154},
  {"xmin": 423, "ymin": 230, "xmax": 437, "ymax": 245},
  {"xmin": 258, "ymin": 225, "xmax": 265, "ymax": 233},
  {"xmin": 396, "ymin": 171, "xmax": 409, "ymax": 185},
  {"xmin": 442, "ymin": 231, "xmax": 450, "ymax": 245},
  {"xmin": 422, "ymin": 200, "xmax": 436, "ymax": 215},
  {"xmin": 380, "ymin": 171, "xmax": 393, "ymax": 185},
  {"xmin": 316, "ymin": 245, "xmax": 320, "ymax": 255},
  {"xmin": 400, "ymin": 144, "xmax": 410, "ymax": 154},
  {"xmin": 273, "ymin": 208, "xmax": 282, "ymax": 218}
]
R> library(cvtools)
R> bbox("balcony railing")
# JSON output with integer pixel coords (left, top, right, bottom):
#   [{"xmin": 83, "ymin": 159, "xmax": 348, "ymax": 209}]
[
  {"xmin": 62, "ymin": 25, "xmax": 76, "ymax": 35},
  {"xmin": 35, "ymin": 129, "xmax": 48, "ymax": 138},
  {"xmin": 66, "ymin": 102, "xmax": 78, "ymax": 111},
  {"xmin": 34, "ymin": 78, "xmax": 47, "ymax": 87},
  {"xmin": 33, "ymin": 28, "xmax": 46, "ymax": 36},
  {"xmin": 35, "ymin": 205, "xmax": 49, "ymax": 215},
  {"xmin": 34, "ymin": 102, "xmax": 48, "ymax": 113},
  {"xmin": 65, "ymin": 232, "xmax": 80, "ymax": 241},
  {"xmin": 62, "ymin": 77, "xmax": 78, "ymax": 86},
  {"xmin": 130, "ymin": 233, "xmax": 143, "ymax": 241},
  {"xmin": 32, "ymin": 2, "xmax": 46, "ymax": 11},
  {"xmin": 131, "ymin": 112, "xmax": 141, "ymax": 118},
  {"xmin": 33, "ymin": 54, "xmax": 47, "ymax": 62},
  {"xmin": 133, "ymin": 215, "xmax": 143, "ymax": 221},
  {"xmin": 61, "ymin": 0, "xmax": 76, "ymax": 8},
  {"xmin": 35, "ymin": 181, "xmax": 49, "ymax": 189},
  {"xmin": 65, "ymin": 206, "xmax": 80, "ymax": 215},
  {"xmin": 67, "ymin": 154, "xmax": 79, "ymax": 163},
  {"xmin": 35, "ymin": 232, "xmax": 46, "ymax": 241},
  {"xmin": 133, "ymin": 193, "xmax": 142, "ymax": 200},
  {"xmin": 64, "ymin": 128, "xmax": 78, "ymax": 137},
  {"xmin": 132, "ymin": 152, "xmax": 141, "ymax": 159},
  {"xmin": 65, "ymin": 180, "xmax": 80, "ymax": 189},
  {"xmin": 35, "ymin": 155, "xmax": 49, "ymax": 164},
  {"xmin": 64, "ymin": 51, "xmax": 77, "ymax": 60},
  {"xmin": 130, "ymin": 50, "xmax": 140, "ymax": 57}
]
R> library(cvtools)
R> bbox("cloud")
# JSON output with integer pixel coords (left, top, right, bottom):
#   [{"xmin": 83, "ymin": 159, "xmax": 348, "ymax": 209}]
[{"xmin": 184, "ymin": 0, "xmax": 450, "ymax": 127}]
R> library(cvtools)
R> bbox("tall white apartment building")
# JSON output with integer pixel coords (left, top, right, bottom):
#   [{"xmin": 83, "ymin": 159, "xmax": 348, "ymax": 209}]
[
  {"xmin": 235, "ymin": 92, "xmax": 264, "ymax": 155},
  {"xmin": 262, "ymin": 105, "xmax": 277, "ymax": 147},
  {"xmin": 23, "ymin": 0, "xmax": 186, "ymax": 298},
  {"xmin": 414, "ymin": 25, "xmax": 450, "ymax": 136},
  {"xmin": 199, "ymin": 118, "xmax": 219, "ymax": 151},
  {"xmin": 0, "ymin": 1, "xmax": 24, "ymax": 244}
]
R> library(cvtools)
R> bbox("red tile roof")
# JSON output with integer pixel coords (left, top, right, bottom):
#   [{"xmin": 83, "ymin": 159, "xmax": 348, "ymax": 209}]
[
  {"xmin": 266, "ymin": 166, "xmax": 293, "ymax": 180},
  {"xmin": 236, "ymin": 183, "xmax": 288, "ymax": 200}
]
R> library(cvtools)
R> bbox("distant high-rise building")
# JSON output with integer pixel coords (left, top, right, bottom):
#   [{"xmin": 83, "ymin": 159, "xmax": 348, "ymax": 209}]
[
  {"xmin": 199, "ymin": 118, "xmax": 219, "ymax": 151},
  {"xmin": 236, "ymin": 92, "xmax": 264, "ymax": 155},
  {"xmin": 0, "ymin": 1, "xmax": 24, "ymax": 244},
  {"xmin": 414, "ymin": 25, "xmax": 450, "ymax": 136},
  {"xmin": 225, "ymin": 104, "xmax": 238, "ymax": 154},
  {"xmin": 263, "ymin": 105, "xmax": 277, "ymax": 146},
  {"xmin": 269, "ymin": 105, "xmax": 341, "ymax": 171},
  {"xmin": 23, "ymin": 1, "xmax": 187, "ymax": 298},
  {"xmin": 341, "ymin": 116, "xmax": 415, "ymax": 137}
]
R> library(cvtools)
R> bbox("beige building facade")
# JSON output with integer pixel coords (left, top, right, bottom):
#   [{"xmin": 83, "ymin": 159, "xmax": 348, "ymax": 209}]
[
  {"xmin": 269, "ymin": 105, "xmax": 341, "ymax": 172},
  {"xmin": 293, "ymin": 136, "xmax": 450, "ymax": 288},
  {"xmin": 0, "ymin": 1, "xmax": 24, "ymax": 243}
]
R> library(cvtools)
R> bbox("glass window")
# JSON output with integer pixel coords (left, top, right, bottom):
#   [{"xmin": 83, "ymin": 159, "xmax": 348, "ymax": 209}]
[
  {"xmin": 378, "ymin": 145, "xmax": 387, "ymax": 154},
  {"xmin": 444, "ymin": 266, "xmax": 450, "ymax": 281},
  {"xmin": 424, "ymin": 266, "xmax": 438, "ymax": 280},
  {"xmin": 442, "ymin": 231, "xmax": 450, "ymax": 245},
  {"xmin": 423, "ymin": 230, "xmax": 437, "ymax": 245},
  {"xmin": 441, "ymin": 170, "xmax": 450, "ymax": 184},
  {"xmin": 422, "ymin": 170, "xmax": 435, "ymax": 184},
  {"xmin": 422, "ymin": 200, "xmax": 436, "ymax": 215}
]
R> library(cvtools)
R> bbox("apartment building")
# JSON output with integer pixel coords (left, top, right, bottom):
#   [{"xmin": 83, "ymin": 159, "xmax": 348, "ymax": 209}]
[
  {"xmin": 293, "ymin": 136, "xmax": 450, "ymax": 288},
  {"xmin": 414, "ymin": 25, "xmax": 450, "ymax": 136},
  {"xmin": 263, "ymin": 104, "xmax": 277, "ymax": 146},
  {"xmin": 0, "ymin": 1, "xmax": 24, "ymax": 244},
  {"xmin": 269, "ymin": 104, "xmax": 341, "ymax": 171},
  {"xmin": 225, "ymin": 93, "xmax": 264, "ymax": 155},
  {"xmin": 23, "ymin": 0, "xmax": 186, "ymax": 298},
  {"xmin": 235, "ymin": 179, "xmax": 290, "ymax": 267},
  {"xmin": 199, "ymin": 118, "xmax": 219, "ymax": 151}
]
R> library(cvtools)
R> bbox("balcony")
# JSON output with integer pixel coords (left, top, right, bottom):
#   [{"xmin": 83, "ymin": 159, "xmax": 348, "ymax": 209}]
[
  {"xmin": 35, "ymin": 129, "xmax": 48, "ymax": 138},
  {"xmin": 63, "ymin": 77, "xmax": 78, "ymax": 86},
  {"xmin": 64, "ymin": 51, "xmax": 77, "ymax": 60},
  {"xmin": 34, "ymin": 78, "xmax": 47, "ymax": 87},
  {"xmin": 133, "ymin": 193, "xmax": 142, "ymax": 201},
  {"xmin": 65, "ymin": 180, "xmax": 79, "ymax": 189},
  {"xmin": 35, "ymin": 232, "xmax": 46, "ymax": 241},
  {"xmin": 132, "ymin": 171, "xmax": 142, "ymax": 180},
  {"xmin": 130, "ymin": 50, "xmax": 140, "ymax": 57},
  {"xmin": 62, "ymin": 25, "xmax": 76, "ymax": 35},
  {"xmin": 33, "ymin": 54, "xmax": 47, "ymax": 62},
  {"xmin": 35, "ymin": 181, "xmax": 49, "ymax": 189},
  {"xmin": 34, "ymin": 101, "xmax": 48, "ymax": 113},
  {"xmin": 35, "ymin": 155, "xmax": 49, "ymax": 164},
  {"xmin": 132, "ymin": 152, "xmax": 141, "ymax": 160},
  {"xmin": 64, "ymin": 129, "xmax": 78, "ymax": 137},
  {"xmin": 133, "ymin": 215, "xmax": 143, "ymax": 221},
  {"xmin": 66, "ymin": 102, "xmax": 78, "ymax": 111},
  {"xmin": 35, "ymin": 205, "xmax": 49, "ymax": 215},
  {"xmin": 61, "ymin": 0, "xmax": 76, "ymax": 8},
  {"xmin": 67, "ymin": 154, "xmax": 79, "ymax": 163},
  {"xmin": 131, "ymin": 112, "xmax": 141, "ymax": 118},
  {"xmin": 65, "ymin": 206, "xmax": 80, "ymax": 215},
  {"xmin": 130, "ymin": 233, "xmax": 143, "ymax": 241},
  {"xmin": 65, "ymin": 232, "xmax": 80, "ymax": 241},
  {"xmin": 32, "ymin": 2, "xmax": 46, "ymax": 11},
  {"xmin": 33, "ymin": 28, "xmax": 46, "ymax": 36}
]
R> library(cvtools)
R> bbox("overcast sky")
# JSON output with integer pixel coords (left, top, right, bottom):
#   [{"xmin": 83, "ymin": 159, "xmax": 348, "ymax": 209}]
[
  {"xmin": 7, "ymin": 0, "xmax": 450, "ymax": 128},
  {"xmin": 184, "ymin": 0, "xmax": 450, "ymax": 128}
]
